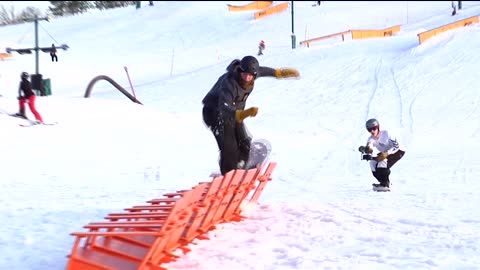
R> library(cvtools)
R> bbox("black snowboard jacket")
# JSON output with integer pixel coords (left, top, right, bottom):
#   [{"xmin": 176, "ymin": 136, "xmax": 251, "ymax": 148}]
[{"xmin": 202, "ymin": 59, "xmax": 276, "ymax": 125}]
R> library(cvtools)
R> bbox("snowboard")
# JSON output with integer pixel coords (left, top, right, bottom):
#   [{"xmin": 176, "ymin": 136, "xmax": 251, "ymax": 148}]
[
  {"xmin": 372, "ymin": 184, "xmax": 390, "ymax": 192},
  {"xmin": 245, "ymin": 139, "xmax": 272, "ymax": 170},
  {"xmin": 209, "ymin": 139, "xmax": 272, "ymax": 177}
]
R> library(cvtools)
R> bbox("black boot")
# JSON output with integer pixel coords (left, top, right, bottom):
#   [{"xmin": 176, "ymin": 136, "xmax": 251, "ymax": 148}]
[
  {"xmin": 375, "ymin": 168, "xmax": 390, "ymax": 187},
  {"xmin": 372, "ymin": 170, "xmax": 382, "ymax": 186},
  {"xmin": 14, "ymin": 108, "xmax": 27, "ymax": 119}
]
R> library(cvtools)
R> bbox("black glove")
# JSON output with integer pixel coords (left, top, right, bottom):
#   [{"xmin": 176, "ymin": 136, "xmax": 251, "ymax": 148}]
[
  {"xmin": 17, "ymin": 96, "xmax": 23, "ymax": 100},
  {"xmin": 358, "ymin": 146, "xmax": 373, "ymax": 154}
]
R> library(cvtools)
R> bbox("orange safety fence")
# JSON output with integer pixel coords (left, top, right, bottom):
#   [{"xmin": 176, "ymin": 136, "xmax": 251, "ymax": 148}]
[
  {"xmin": 351, "ymin": 25, "xmax": 401, "ymax": 39},
  {"xmin": 417, "ymin": 15, "xmax": 479, "ymax": 44},
  {"xmin": 300, "ymin": 25, "xmax": 401, "ymax": 48},
  {"xmin": 0, "ymin": 53, "xmax": 13, "ymax": 60},
  {"xmin": 227, "ymin": 1, "xmax": 273, "ymax": 12},
  {"xmin": 254, "ymin": 2, "xmax": 289, "ymax": 20},
  {"xmin": 65, "ymin": 162, "xmax": 277, "ymax": 270}
]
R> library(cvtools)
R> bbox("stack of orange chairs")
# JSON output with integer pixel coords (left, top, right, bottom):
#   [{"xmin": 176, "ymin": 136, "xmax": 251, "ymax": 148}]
[{"xmin": 65, "ymin": 162, "xmax": 277, "ymax": 270}]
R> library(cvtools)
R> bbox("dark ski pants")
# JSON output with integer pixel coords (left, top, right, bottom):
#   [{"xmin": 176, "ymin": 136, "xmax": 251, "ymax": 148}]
[
  {"xmin": 50, "ymin": 52, "xmax": 58, "ymax": 62},
  {"xmin": 372, "ymin": 150, "xmax": 405, "ymax": 186},
  {"xmin": 203, "ymin": 106, "xmax": 251, "ymax": 175}
]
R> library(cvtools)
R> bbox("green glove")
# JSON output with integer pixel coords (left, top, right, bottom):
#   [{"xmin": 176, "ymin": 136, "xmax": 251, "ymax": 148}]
[
  {"xmin": 274, "ymin": 68, "xmax": 300, "ymax": 78},
  {"xmin": 235, "ymin": 107, "xmax": 258, "ymax": 123}
]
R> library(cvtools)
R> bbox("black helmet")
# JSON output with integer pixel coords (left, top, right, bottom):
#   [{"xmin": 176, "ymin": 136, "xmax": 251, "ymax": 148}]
[
  {"xmin": 365, "ymin": 118, "xmax": 380, "ymax": 130},
  {"xmin": 21, "ymin": 72, "xmax": 29, "ymax": 80},
  {"xmin": 239, "ymin": 56, "xmax": 259, "ymax": 76}
]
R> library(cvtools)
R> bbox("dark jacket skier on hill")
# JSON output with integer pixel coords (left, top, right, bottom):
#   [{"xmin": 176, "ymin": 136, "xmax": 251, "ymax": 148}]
[
  {"xmin": 16, "ymin": 71, "xmax": 44, "ymax": 123},
  {"xmin": 202, "ymin": 55, "xmax": 300, "ymax": 175}
]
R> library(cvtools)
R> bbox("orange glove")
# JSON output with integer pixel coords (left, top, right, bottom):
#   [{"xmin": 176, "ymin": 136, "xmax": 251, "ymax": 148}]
[
  {"xmin": 235, "ymin": 107, "xmax": 258, "ymax": 123},
  {"xmin": 274, "ymin": 68, "xmax": 300, "ymax": 78},
  {"xmin": 375, "ymin": 152, "xmax": 388, "ymax": 162}
]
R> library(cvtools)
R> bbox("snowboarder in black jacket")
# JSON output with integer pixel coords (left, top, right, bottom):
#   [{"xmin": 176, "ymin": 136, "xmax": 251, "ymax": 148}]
[{"xmin": 202, "ymin": 55, "xmax": 300, "ymax": 175}]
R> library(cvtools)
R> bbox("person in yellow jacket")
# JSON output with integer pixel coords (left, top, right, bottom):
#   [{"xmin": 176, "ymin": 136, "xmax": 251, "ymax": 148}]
[{"xmin": 202, "ymin": 55, "xmax": 299, "ymax": 175}]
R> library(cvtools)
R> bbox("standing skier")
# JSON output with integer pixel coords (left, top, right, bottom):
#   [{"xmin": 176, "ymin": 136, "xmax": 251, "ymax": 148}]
[
  {"xmin": 359, "ymin": 118, "xmax": 405, "ymax": 191},
  {"xmin": 16, "ymin": 72, "xmax": 44, "ymax": 124},
  {"xmin": 202, "ymin": 55, "xmax": 299, "ymax": 175},
  {"xmin": 257, "ymin": 40, "xmax": 265, "ymax": 56}
]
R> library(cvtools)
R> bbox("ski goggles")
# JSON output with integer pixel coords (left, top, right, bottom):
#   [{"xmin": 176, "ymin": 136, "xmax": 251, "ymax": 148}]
[{"xmin": 367, "ymin": 126, "xmax": 379, "ymax": 132}]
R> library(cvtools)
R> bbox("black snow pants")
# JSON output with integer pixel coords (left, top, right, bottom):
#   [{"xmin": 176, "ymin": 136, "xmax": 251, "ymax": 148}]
[
  {"xmin": 203, "ymin": 106, "xmax": 251, "ymax": 175},
  {"xmin": 372, "ymin": 150, "xmax": 405, "ymax": 187}
]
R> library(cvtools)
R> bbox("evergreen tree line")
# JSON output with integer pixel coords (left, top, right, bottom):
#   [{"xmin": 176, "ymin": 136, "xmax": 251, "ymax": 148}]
[{"xmin": 0, "ymin": 1, "xmax": 139, "ymax": 26}]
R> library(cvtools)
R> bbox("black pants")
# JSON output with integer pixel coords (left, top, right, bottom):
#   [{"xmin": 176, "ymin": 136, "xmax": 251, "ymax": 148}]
[
  {"xmin": 372, "ymin": 150, "xmax": 405, "ymax": 186},
  {"xmin": 203, "ymin": 106, "xmax": 251, "ymax": 175},
  {"xmin": 51, "ymin": 53, "xmax": 58, "ymax": 62}
]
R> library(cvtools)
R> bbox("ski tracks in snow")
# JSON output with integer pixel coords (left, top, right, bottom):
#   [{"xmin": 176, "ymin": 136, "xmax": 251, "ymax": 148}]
[
  {"xmin": 364, "ymin": 58, "xmax": 381, "ymax": 121},
  {"xmin": 366, "ymin": 57, "xmax": 405, "ymax": 130}
]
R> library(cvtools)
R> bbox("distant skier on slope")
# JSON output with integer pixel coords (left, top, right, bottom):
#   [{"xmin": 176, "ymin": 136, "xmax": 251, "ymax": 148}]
[
  {"xmin": 359, "ymin": 118, "xmax": 406, "ymax": 191},
  {"xmin": 202, "ymin": 55, "xmax": 300, "ymax": 175},
  {"xmin": 50, "ymin": 44, "xmax": 58, "ymax": 62},
  {"xmin": 257, "ymin": 40, "xmax": 265, "ymax": 56}
]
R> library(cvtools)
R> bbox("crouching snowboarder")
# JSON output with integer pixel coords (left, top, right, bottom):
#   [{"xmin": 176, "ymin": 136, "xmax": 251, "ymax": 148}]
[{"xmin": 359, "ymin": 118, "xmax": 406, "ymax": 191}]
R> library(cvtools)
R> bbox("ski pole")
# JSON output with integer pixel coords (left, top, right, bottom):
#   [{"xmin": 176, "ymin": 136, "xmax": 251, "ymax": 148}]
[{"xmin": 124, "ymin": 66, "xmax": 138, "ymax": 102}]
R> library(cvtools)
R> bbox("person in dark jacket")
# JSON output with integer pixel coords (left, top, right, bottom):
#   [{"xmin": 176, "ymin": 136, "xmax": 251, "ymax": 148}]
[
  {"xmin": 15, "ymin": 71, "xmax": 44, "ymax": 123},
  {"xmin": 50, "ymin": 44, "xmax": 58, "ymax": 62},
  {"xmin": 202, "ymin": 55, "xmax": 300, "ymax": 175}
]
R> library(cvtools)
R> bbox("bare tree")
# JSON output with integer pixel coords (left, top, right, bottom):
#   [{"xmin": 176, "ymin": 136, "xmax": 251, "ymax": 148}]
[
  {"xmin": 0, "ymin": 5, "xmax": 17, "ymax": 25},
  {"xmin": 0, "ymin": 5, "xmax": 43, "ymax": 25},
  {"xmin": 18, "ymin": 7, "xmax": 43, "ymax": 22}
]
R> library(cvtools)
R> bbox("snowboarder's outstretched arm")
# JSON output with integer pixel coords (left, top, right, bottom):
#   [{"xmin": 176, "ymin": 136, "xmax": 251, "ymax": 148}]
[{"xmin": 257, "ymin": 66, "xmax": 300, "ymax": 79}]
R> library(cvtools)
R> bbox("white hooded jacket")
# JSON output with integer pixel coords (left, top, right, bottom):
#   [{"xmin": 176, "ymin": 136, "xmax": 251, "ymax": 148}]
[
  {"xmin": 366, "ymin": 130, "xmax": 404, "ymax": 155},
  {"xmin": 366, "ymin": 130, "xmax": 405, "ymax": 170}
]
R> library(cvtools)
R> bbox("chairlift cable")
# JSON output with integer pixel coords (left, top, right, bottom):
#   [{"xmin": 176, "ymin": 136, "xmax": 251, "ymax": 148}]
[
  {"xmin": 16, "ymin": 25, "xmax": 31, "ymax": 44},
  {"xmin": 38, "ymin": 22, "xmax": 63, "ymax": 45}
]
